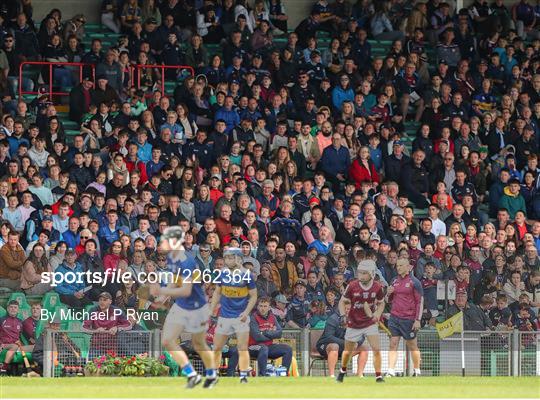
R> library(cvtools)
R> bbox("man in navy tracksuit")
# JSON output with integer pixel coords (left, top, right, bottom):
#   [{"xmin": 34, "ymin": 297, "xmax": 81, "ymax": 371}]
[{"xmin": 228, "ymin": 298, "xmax": 292, "ymax": 376}]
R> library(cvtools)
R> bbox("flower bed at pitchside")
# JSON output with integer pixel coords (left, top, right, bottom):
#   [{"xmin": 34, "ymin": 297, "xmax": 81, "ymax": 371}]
[{"xmin": 84, "ymin": 352, "xmax": 169, "ymax": 376}]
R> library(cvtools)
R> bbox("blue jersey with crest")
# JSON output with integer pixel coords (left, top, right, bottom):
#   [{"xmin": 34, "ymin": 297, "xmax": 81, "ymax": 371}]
[
  {"xmin": 167, "ymin": 253, "xmax": 207, "ymax": 310},
  {"xmin": 218, "ymin": 268, "xmax": 256, "ymax": 318}
]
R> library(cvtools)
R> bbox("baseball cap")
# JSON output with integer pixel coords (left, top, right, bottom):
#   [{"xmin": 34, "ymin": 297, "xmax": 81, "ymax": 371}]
[
  {"xmin": 294, "ymin": 281, "xmax": 306, "ymax": 287},
  {"xmin": 393, "ymin": 140, "xmax": 403, "ymax": 146},
  {"xmin": 439, "ymin": 59, "xmax": 448, "ymax": 65},
  {"xmin": 309, "ymin": 197, "xmax": 321, "ymax": 205},
  {"xmin": 380, "ymin": 239, "xmax": 391, "ymax": 246},
  {"xmin": 370, "ymin": 234, "xmax": 381, "ymax": 242},
  {"xmin": 146, "ymin": 17, "xmax": 158, "ymax": 24},
  {"xmin": 211, "ymin": 174, "xmax": 222, "ymax": 180},
  {"xmin": 503, "ymin": 144, "xmax": 515, "ymax": 154},
  {"xmin": 99, "ymin": 292, "xmax": 113, "ymax": 300},
  {"xmin": 42, "ymin": 216, "xmax": 53, "ymax": 222},
  {"xmin": 275, "ymin": 294, "xmax": 289, "ymax": 304}
]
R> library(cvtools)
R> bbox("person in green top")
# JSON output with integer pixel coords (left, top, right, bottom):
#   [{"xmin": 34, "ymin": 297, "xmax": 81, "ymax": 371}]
[{"xmin": 498, "ymin": 178, "xmax": 527, "ymax": 220}]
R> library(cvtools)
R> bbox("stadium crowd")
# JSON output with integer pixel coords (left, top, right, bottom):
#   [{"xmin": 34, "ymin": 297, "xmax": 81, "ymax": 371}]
[{"xmin": 0, "ymin": 0, "xmax": 540, "ymax": 376}]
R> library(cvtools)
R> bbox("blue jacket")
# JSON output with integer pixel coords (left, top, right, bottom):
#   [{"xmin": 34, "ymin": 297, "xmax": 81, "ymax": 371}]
[
  {"xmin": 331, "ymin": 86, "xmax": 354, "ymax": 111},
  {"xmin": 98, "ymin": 224, "xmax": 121, "ymax": 251},
  {"xmin": 62, "ymin": 230, "xmax": 80, "ymax": 250},
  {"xmin": 194, "ymin": 199, "xmax": 214, "ymax": 224},
  {"xmin": 307, "ymin": 240, "xmax": 333, "ymax": 255},
  {"xmin": 137, "ymin": 142, "xmax": 153, "ymax": 163},
  {"xmin": 270, "ymin": 217, "xmax": 302, "ymax": 243},
  {"xmin": 320, "ymin": 145, "xmax": 351, "ymax": 177},
  {"xmin": 55, "ymin": 262, "xmax": 86, "ymax": 295},
  {"xmin": 214, "ymin": 107, "xmax": 240, "ymax": 134}
]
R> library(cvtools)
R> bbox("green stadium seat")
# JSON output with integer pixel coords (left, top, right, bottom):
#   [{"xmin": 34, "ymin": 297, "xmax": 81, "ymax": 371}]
[
  {"xmin": 63, "ymin": 121, "xmax": 79, "ymax": 130},
  {"xmin": 42, "ymin": 292, "xmax": 61, "ymax": 312},
  {"xmin": 8, "ymin": 292, "xmax": 28, "ymax": 308},
  {"xmin": 34, "ymin": 319, "xmax": 46, "ymax": 339},
  {"xmin": 17, "ymin": 303, "xmax": 31, "ymax": 320},
  {"xmin": 0, "ymin": 305, "xmax": 5, "ymax": 317}
]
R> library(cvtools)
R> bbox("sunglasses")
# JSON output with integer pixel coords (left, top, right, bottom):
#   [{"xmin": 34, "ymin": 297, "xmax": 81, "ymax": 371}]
[{"xmin": 81, "ymin": 236, "xmax": 90, "ymax": 239}]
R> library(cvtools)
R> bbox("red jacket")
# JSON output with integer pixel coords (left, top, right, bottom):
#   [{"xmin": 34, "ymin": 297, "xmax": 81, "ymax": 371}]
[
  {"xmin": 348, "ymin": 159, "xmax": 379, "ymax": 189},
  {"xmin": 124, "ymin": 158, "xmax": 148, "ymax": 184}
]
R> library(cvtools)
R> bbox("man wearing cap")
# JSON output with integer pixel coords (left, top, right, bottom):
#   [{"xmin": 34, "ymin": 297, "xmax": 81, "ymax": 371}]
[
  {"xmin": 448, "ymin": 290, "xmax": 492, "ymax": 331},
  {"xmin": 386, "ymin": 258, "xmax": 424, "ymax": 377},
  {"xmin": 82, "ymin": 292, "xmax": 131, "ymax": 358},
  {"xmin": 401, "ymin": 149, "xmax": 430, "ymax": 208},
  {"xmin": 499, "ymin": 177, "xmax": 527, "ymax": 219},
  {"xmin": 69, "ymin": 77, "xmax": 94, "ymax": 123},
  {"xmin": 286, "ymin": 281, "xmax": 311, "ymax": 328},
  {"xmin": 91, "ymin": 74, "xmax": 120, "ymax": 106},
  {"xmin": 385, "ymin": 140, "xmax": 410, "ymax": 184},
  {"xmin": 55, "ymin": 249, "xmax": 93, "ymax": 308},
  {"xmin": 96, "ymin": 50, "xmax": 123, "ymax": 93},
  {"xmin": 337, "ymin": 259, "xmax": 385, "ymax": 383}
]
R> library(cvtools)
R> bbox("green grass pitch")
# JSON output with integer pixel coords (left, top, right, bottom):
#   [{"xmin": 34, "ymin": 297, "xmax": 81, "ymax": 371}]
[{"xmin": 1, "ymin": 376, "xmax": 539, "ymax": 398}]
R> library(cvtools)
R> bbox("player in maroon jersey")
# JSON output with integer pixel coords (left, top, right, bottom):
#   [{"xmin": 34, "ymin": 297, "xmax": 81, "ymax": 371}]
[{"xmin": 336, "ymin": 260, "xmax": 385, "ymax": 383}]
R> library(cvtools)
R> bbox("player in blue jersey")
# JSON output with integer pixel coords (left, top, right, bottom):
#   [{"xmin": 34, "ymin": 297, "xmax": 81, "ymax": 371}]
[
  {"xmin": 150, "ymin": 227, "xmax": 217, "ymax": 389},
  {"xmin": 210, "ymin": 248, "xmax": 257, "ymax": 383}
]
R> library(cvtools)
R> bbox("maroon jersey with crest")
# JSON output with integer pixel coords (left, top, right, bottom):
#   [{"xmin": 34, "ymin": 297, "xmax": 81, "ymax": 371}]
[{"xmin": 343, "ymin": 279, "xmax": 385, "ymax": 329}]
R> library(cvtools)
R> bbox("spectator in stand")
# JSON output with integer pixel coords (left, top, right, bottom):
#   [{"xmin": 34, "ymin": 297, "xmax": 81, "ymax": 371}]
[{"xmin": 0, "ymin": 231, "xmax": 25, "ymax": 291}]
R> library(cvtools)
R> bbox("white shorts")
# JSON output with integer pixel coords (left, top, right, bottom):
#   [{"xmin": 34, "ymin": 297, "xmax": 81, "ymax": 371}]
[
  {"xmin": 163, "ymin": 303, "xmax": 209, "ymax": 334},
  {"xmin": 344, "ymin": 324, "xmax": 378, "ymax": 343},
  {"xmin": 215, "ymin": 315, "xmax": 250, "ymax": 335}
]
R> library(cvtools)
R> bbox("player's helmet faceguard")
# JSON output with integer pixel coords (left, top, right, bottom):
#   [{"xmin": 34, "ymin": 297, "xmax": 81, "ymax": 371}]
[
  {"xmin": 223, "ymin": 247, "xmax": 243, "ymax": 268},
  {"xmin": 161, "ymin": 226, "xmax": 186, "ymax": 251}
]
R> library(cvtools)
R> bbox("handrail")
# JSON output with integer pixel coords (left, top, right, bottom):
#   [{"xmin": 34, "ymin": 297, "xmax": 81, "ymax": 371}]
[
  {"xmin": 129, "ymin": 64, "xmax": 194, "ymax": 95},
  {"xmin": 18, "ymin": 61, "xmax": 95, "ymax": 99}
]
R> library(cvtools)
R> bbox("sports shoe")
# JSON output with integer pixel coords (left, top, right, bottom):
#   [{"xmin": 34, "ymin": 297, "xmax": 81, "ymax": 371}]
[
  {"xmin": 336, "ymin": 371, "xmax": 346, "ymax": 383},
  {"xmin": 203, "ymin": 376, "xmax": 218, "ymax": 389},
  {"xmin": 240, "ymin": 376, "xmax": 248, "ymax": 384},
  {"xmin": 186, "ymin": 374, "xmax": 202, "ymax": 389},
  {"xmin": 385, "ymin": 371, "xmax": 396, "ymax": 378},
  {"xmin": 376, "ymin": 375, "xmax": 385, "ymax": 383},
  {"xmin": 412, "ymin": 370, "xmax": 421, "ymax": 377}
]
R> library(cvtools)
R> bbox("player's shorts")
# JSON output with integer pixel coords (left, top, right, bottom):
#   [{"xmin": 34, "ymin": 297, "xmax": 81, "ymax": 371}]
[
  {"xmin": 388, "ymin": 315, "xmax": 417, "ymax": 339},
  {"xmin": 344, "ymin": 324, "xmax": 378, "ymax": 343},
  {"xmin": 163, "ymin": 303, "xmax": 209, "ymax": 334},
  {"xmin": 215, "ymin": 315, "xmax": 250, "ymax": 335},
  {"xmin": 316, "ymin": 342, "xmax": 344, "ymax": 357}
]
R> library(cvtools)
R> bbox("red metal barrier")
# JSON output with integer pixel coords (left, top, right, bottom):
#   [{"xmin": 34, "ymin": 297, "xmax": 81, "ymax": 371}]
[
  {"xmin": 18, "ymin": 61, "xmax": 95, "ymax": 99},
  {"xmin": 129, "ymin": 64, "xmax": 195, "ymax": 95}
]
